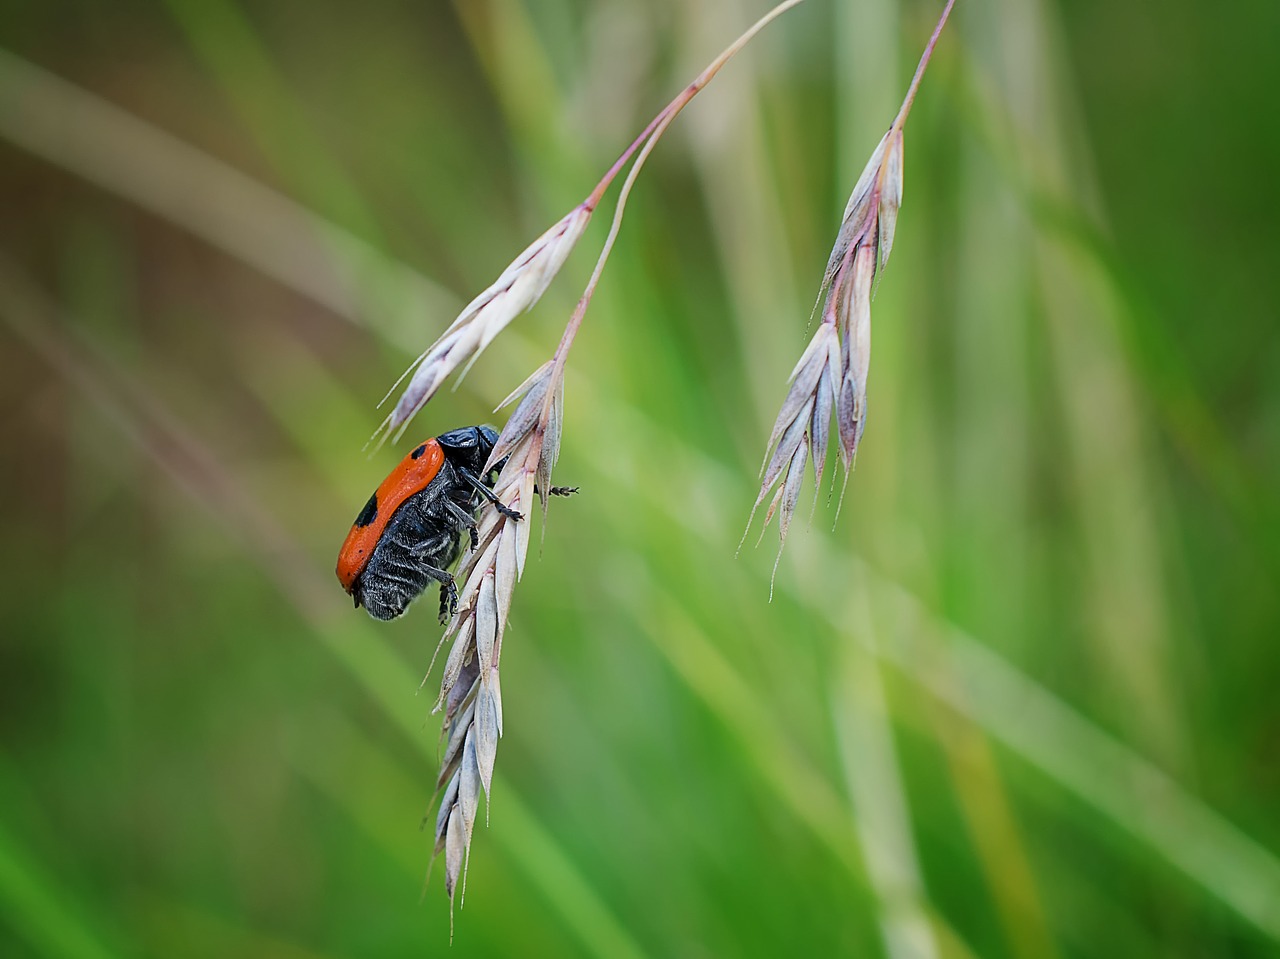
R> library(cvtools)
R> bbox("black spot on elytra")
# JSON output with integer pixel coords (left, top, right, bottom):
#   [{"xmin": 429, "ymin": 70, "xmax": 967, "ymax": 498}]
[
  {"xmin": 355, "ymin": 494, "xmax": 378, "ymax": 528},
  {"xmin": 411, "ymin": 444, "xmax": 427, "ymax": 459}
]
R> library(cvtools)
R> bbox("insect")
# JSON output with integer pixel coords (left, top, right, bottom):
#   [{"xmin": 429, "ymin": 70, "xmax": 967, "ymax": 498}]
[{"xmin": 336, "ymin": 426, "xmax": 519, "ymax": 623}]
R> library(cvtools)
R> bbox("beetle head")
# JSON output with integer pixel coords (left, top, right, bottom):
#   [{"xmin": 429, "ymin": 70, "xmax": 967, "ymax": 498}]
[{"xmin": 437, "ymin": 425, "xmax": 502, "ymax": 475}]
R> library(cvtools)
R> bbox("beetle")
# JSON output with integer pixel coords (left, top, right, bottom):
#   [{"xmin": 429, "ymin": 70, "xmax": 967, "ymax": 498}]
[
  {"xmin": 336, "ymin": 426, "xmax": 519, "ymax": 622},
  {"xmin": 336, "ymin": 425, "xmax": 578, "ymax": 623}
]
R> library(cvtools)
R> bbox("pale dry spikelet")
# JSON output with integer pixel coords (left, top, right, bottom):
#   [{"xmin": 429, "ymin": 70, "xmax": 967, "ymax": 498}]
[
  {"xmin": 428, "ymin": 360, "xmax": 564, "ymax": 914},
  {"xmin": 376, "ymin": 206, "xmax": 590, "ymax": 444},
  {"xmin": 746, "ymin": 128, "xmax": 904, "ymax": 578}
]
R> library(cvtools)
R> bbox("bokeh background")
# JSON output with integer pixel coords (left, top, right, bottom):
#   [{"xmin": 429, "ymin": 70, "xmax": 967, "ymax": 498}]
[{"xmin": 2, "ymin": 0, "xmax": 1278, "ymax": 956}]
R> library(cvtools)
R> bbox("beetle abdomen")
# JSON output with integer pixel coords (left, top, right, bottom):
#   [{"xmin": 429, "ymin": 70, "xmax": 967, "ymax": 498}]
[{"xmin": 352, "ymin": 484, "xmax": 465, "ymax": 620}]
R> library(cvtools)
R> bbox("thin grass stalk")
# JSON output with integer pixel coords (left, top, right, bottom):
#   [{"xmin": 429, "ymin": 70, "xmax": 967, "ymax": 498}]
[{"xmin": 376, "ymin": 0, "xmax": 810, "ymax": 446}]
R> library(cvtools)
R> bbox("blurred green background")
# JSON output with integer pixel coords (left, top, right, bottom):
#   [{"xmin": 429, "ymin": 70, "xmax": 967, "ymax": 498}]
[{"xmin": 2, "ymin": 0, "xmax": 1278, "ymax": 956}]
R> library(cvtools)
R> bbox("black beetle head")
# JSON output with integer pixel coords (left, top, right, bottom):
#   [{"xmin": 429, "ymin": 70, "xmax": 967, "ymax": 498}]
[{"xmin": 436, "ymin": 425, "xmax": 501, "ymax": 474}]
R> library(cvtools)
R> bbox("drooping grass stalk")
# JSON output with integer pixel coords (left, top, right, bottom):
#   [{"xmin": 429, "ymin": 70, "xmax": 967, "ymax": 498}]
[
  {"xmin": 745, "ymin": 0, "xmax": 956, "ymax": 585},
  {"xmin": 584, "ymin": 0, "xmax": 808, "ymax": 212},
  {"xmin": 377, "ymin": 0, "xmax": 811, "ymax": 445},
  {"xmin": 549, "ymin": 101, "xmax": 672, "ymax": 380}
]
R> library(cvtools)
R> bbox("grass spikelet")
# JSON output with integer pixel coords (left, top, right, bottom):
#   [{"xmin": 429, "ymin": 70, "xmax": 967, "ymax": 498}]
[{"xmin": 375, "ymin": 206, "xmax": 591, "ymax": 445}]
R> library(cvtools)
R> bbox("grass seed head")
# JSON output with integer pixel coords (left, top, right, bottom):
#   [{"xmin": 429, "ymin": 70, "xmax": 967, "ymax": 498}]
[
  {"xmin": 746, "ymin": 125, "xmax": 906, "ymax": 579},
  {"xmin": 378, "ymin": 205, "xmax": 590, "ymax": 443},
  {"xmin": 429, "ymin": 358, "xmax": 566, "ymax": 910}
]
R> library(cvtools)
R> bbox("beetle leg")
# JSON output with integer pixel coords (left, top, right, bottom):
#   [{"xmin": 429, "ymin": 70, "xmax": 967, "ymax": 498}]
[
  {"xmin": 443, "ymin": 499, "xmax": 477, "ymax": 526},
  {"xmin": 457, "ymin": 467, "xmax": 523, "ymax": 521},
  {"xmin": 403, "ymin": 561, "xmax": 456, "ymax": 624},
  {"xmin": 437, "ymin": 581, "xmax": 458, "ymax": 624},
  {"xmin": 534, "ymin": 484, "xmax": 579, "ymax": 497},
  {"xmin": 442, "ymin": 499, "xmax": 480, "ymax": 551},
  {"xmin": 389, "ymin": 553, "xmax": 460, "ymax": 622}
]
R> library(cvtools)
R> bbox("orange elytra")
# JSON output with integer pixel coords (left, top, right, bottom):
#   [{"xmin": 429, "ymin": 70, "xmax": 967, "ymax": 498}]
[{"xmin": 335, "ymin": 438, "xmax": 445, "ymax": 591}]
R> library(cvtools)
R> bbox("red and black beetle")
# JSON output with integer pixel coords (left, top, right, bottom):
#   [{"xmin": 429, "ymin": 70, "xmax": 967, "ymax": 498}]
[{"xmin": 336, "ymin": 426, "xmax": 519, "ymax": 622}]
